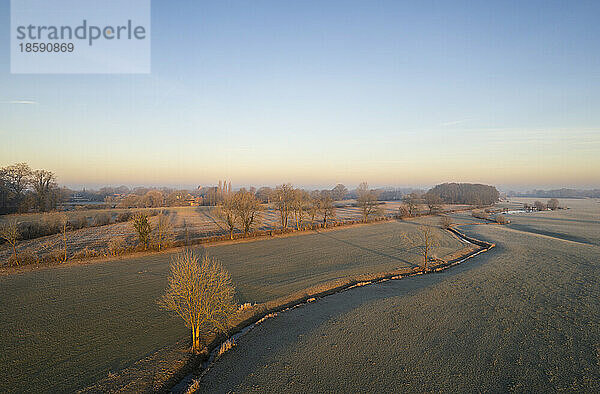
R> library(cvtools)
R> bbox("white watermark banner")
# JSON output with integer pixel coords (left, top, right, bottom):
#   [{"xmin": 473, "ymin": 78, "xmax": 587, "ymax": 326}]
[{"xmin": 10, "ymin": 0, "xmax": 151, "ymax": 74}]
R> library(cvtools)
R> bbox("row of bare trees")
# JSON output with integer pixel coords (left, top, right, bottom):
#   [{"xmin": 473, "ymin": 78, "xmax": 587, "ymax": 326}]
[
  {"xmin": 214, "ymin": 190, "xmax": 262, "ymax": 239},
  {"xmin": 524, "ymin": 199, "xmax": 560, "ymax": 211},
  {"xmin": 272, "ymin": 184, "xmax": 338, "ymax": 229},
  {"xmin": 212, "ymin": 185, "xmax": 341, "ymax": 239}
]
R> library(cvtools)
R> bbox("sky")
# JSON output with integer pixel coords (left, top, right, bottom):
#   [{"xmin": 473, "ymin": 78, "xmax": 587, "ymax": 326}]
[{"xmin": 1, "ymin": 0, "xmax": 599, "ymax": 191}]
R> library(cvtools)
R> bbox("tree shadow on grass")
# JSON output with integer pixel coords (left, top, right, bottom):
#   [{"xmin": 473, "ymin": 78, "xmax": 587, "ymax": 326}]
[{"xmin": 314, "ymin": 229, "xmax": 417, "ymax": 268}]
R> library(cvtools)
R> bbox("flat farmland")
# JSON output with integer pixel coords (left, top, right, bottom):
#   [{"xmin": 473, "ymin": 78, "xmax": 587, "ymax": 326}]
[
  {"xmin": 506, "ymin": 198, "xmax": 600, "ymax": 245},
  {"xmin": 0, "ymin": 219, "xmax": 464, "ymax": 393},
  {"xmin": 197, "ymin": 200, "xmax": 600, "ymax": 392},
  {"xmin": 0, "ymin": 202, "xmax": 468, "ymax": 264}
]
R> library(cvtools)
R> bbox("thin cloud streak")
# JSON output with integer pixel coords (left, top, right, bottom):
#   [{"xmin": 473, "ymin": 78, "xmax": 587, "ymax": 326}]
[
  {"xmin": 1, "ymin": 100, "xmax": 38, "ymax": 105},
  {"xmin": 440, "ymin": 119, "xmax": 470, "ymax": 127}
]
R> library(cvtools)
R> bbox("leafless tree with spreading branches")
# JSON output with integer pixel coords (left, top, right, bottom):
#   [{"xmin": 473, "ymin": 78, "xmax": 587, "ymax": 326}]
[
  {"xmin": 403, "ymin": 192, "xmax": 421, "ymax": 216},
  {"xmin": 159, "ymin": 251, "xmax": 237, "ymax": 353},
  {"xmin": 31, "ymin": 169, "xmax": 56, "ymax": 212},
  {"xmin": 214, "ymin": 195, "xmax": 237, "ymax": 239},
  {"xmin": 291, "ymin": 189, "xmax": 309, "ymax": 230},
  {"xmin": 155, "ymin": 211, "xmax": 175, "ymax": 250},
  {"xmin": 401, "ymin": 225, "xmax": 440, "ymax": 271},
  {"xmin": 425, "ymin": 193, "xmax": 443, "ymax": 214},
  {"xmin": 356, "ymin": 182, "xmax": 381, "ymax": 222},
  {"xmin": 233, "ymin": 190, "xmax": 262, "ymax": 236},
  {"xmin": 320, "ymin": 190, "xmax": 336, "ymax": 227},
  {"xmin": 547, "ymin": 198, "xmax": 559, "ymax": 210},
  {"xmin": 308, "ymin": 190, "xmax": 321, "ymax": 225},
  {"xmin": 274, "ymin": 184, "xmax": 294, "ymax": 229}
]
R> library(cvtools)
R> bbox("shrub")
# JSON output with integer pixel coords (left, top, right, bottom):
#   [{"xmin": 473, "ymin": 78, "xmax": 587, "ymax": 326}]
[
  {"xmin": 7, "ymin": 250, "xmax": 38, "ymax": 266},
  {"xmin": 440, "ymin": 216, "xmax": 453, "ymax": 229},
  {"xmin": 116, "ymin": 211, "xmax": 132, "ymax": 222},
  {"xmin": 107, "ymin": 237, "xmax": 127, "ymax": 256},
  {"xmin": 495, "ymin": 215, "xmax": 509, "ymax": 225},
  {"xmin": 68, "ymin": 214, "xmax": 88, "ymax": 230},
  {"xmin": 217, "ymin": 338, "xmax": 235, "ymax": 357},
  {"xmin": 18, "ymin": 214, "xmax": 66, "ymax": 239},
  {"xmin": 44, "ymin": 249, "xmax": 66, "ymax": 265},
  {"xmin": 93, "ymin": 212, "xmax": 112, "ymax": 226},
  {"xmin": 42, "ymin": 213, "xmax": 63, "ymax": 235},
  {"xmin": 72, "ymin": 247, "xmax": 100, "ymax": 260},
  {"xmin": 132, "ymin": 212, "xmax": 152, "ymax": 250},
  {"xmin": 472, "ymin": 211, "xmax": 489, "ymax": 220},
  {"xmin": 397, "ymin": 204, "xmax": 410, "ymax": 219},
  {"xmin": 238, "ymin": 303, "xmax": 254, "ymax": 312}
]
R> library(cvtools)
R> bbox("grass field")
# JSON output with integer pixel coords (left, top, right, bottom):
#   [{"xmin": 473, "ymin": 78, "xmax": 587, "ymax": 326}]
[
  {"xmin": 0, "ymin": 202, "xmax": 469, "ymax": 264},
  {"xmin": 195, "ymin": 199, "xmax": 600, "ymax": 392},
  {"xmin": 0, "ymin": 218, "xmax": 463, "ymax": 393}
]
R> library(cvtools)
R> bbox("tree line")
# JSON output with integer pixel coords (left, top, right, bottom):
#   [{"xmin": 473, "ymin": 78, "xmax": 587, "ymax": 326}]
[
  {"xmin": 0, "ymin": 163, "xmax": 65, "ymax": 214},
  {"xmin": 425, "ymin": 183, "xmax": 500, "ymax": 206}
]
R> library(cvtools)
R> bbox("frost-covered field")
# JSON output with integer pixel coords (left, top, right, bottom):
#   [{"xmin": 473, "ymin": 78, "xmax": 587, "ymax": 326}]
[
  {"xmin": 196, "ymin": 199, "xmax": 600, "ymax": 393},
  {"xmin": 0, "ymin": 218, "xmax": 463, "ymax": 393}
]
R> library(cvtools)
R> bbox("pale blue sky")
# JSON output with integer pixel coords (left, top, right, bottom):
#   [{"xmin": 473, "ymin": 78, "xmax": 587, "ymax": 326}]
[{"xmin": 1, "ymin": 0, "xmax": 599, "ymax": 190}]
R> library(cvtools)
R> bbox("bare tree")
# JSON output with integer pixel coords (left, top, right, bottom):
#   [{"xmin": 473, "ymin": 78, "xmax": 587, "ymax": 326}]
[
  {"xmin": 402, "ymin": 192, "xmax": 421, "ymax": 216},
  {"xmin": 356, "ymin": 182, "xmax": 381, "ymax": 222},
  {"xmin": 255, "ymin": 187, "xmax": 273, "ymax": 203},
  {"xmin": 159, "ymin": 251, "xmax": 237, "ymax": 353},
  {"xmin": 0, "ymin": 219, "xmax": 20, "ymax": 263},
  {"xmin": 331, "ymin": 184, "xmax": 348, "ymax": 201},
  {"xmin": 273, "ymin": 184, "xmax": 294, "ymax": 229},
  {"xmin": 31, "ymin": 169, "xmax": 57, "ymax": 212},
  {"xmin": 214, "ymin": 195, "xmax": 237, "ymax": 239},
  {"xmin": 233, "ymin": 191, "xmax": 262, "ymax": 236},
  {"xmin": 308, "ymin": 190, "xmax": 321, "ymax": 226},
  {"xmin": 547, "ymin": 198, "xmax": 559, "ymax": 210},
  {"xmin": 397, "ymin": 204, "xmax": 410, "ymax": 219},
  {"xmin": 132, "ymin": 212, "xmax": 152, "ymax": 250},
  {"xmin": 2, "ymin": 163, "xmax": 32, "ymax": 212},
  {"xmin": 58, "ymin": 213, "xmax": 69, "ymax": 263},
  {"xmin": 440, "ymin": 216, "xmax": 452, "ymax": 229},
  {"xmin": 320, "ymin": 190, "xmax": 336, "ymax": 227},
  {"xmin": 534, "ymin": 200, "xmax": 546, "ymax": 211},
  {"xmin": 143, "ymin": 190, "xmax": 165, "ymax": 208},
  {"xmin": 291, "ymin": 189, "xmax": 309, "ymax": 230},
  {"xmin": 154, "ymin": 211, "xmax": 175, "ymax": 251},
  {"xmin": 402, "ymin": 225, "xmax": 439, "ymax": 271},
  {"xmin": 424, "ymin": 193, "xmax": 443, "ymax": 214}
]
